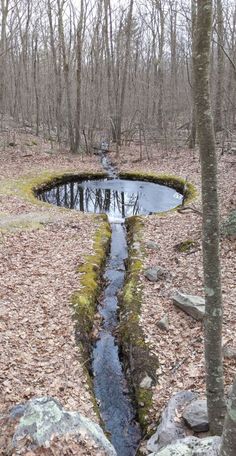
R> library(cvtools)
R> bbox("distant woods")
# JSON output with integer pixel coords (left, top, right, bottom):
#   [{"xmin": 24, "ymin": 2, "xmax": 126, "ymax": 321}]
[{"xmin": 0, "ymin": 0, "xmax": 236, "ymax": 152}]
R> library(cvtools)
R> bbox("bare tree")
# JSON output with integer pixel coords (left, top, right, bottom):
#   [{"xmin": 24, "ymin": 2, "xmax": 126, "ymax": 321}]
[
  {"xmin": 214, "ymin": 0, "xmax": 224, "ymax": 132},
  {"xmin": 0, "ymin": 0, "xmax": 9, "ymax": 113},
  {"xmin": 193, "ymin": 0, "xmax": 226, "ymax": 435}
]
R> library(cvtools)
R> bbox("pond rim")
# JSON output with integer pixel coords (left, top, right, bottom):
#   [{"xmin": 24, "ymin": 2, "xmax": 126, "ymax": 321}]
[{"xmin": 34, "ymin": 170, "xmax": 197, "ymax": 207}]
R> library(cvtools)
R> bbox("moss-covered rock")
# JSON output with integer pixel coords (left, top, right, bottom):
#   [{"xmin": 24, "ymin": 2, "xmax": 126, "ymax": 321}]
[
  {"xmin": 174, "ymin": 239, "xmax": 198, "ymax": 253},
  {"xmin": 119, "ymin": 216, "xmax": 159, "ymax": 434}
]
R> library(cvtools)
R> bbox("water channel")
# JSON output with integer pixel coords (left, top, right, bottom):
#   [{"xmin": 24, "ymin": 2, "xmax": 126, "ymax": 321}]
[{"xmin": 38, "ymin": 155, "xmax": 182, "ymax": 455}]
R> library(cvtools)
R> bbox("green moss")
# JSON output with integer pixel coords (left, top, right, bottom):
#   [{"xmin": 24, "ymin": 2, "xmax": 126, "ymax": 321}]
[
  {"xmin": 175, "ymin": 239, "xmax": 198, "ymax": 252},
  {"xmin": 71, "ymin": 215, "xmax": 111, "ymax": 356},
  {"xmin": 136, "ymin": 388, "xmax": 153, "ymax": 431},
  {"xmin": 17, "ymin": 170, "xmax": 107, "ymax": 207},
  {"xmin": 119, "ymin": 171, "xmax": 197, "ymax": 206},
  {"xmin": 119, "ymin": 216, "xmax": 159, "ymax": 433},
  {"xmin": 70, "ymin": 215, "xmax": 111, "ymax": 421}
]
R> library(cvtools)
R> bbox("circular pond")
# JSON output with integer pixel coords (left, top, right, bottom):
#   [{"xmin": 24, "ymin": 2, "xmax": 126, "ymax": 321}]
[{"xmin": 37, "ymin": 177, "xmax": 183, "ymax": 217}]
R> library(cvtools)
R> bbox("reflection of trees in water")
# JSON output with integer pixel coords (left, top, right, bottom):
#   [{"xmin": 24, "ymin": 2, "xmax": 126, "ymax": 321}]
[{"xmin": 39, "ymin": 182, "xmax": 141, "ymax": 216}]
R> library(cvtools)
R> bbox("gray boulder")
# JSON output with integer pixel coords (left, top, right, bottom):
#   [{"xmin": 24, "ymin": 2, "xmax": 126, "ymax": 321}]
[
  {"xmin": 147, "ymin": 391, "xmax": 197, "ymax": 453},
  {"xmin": 149, "ymin": 442, "xmax": 192, "ymax": 456},
  {"xmin": 146, "ymin": 241, "xmax": 160, "ymax": 250},
  {"xmin": 149, "ymin": 436, "xmax": 221, "ymax": 456},
  {"xmin": 12, "ymin": 397, "xmax": 116, "ymax": 455},
  {"xmin": 144, "ymin": 267, "xmax": 167, "ymax": 282},
  {"xmin": 183, "ymin": 399, "xmax": 209, "ymax": 432},
  {"xmin": 172, "ymin": 291, "xmax": 205, "ymax": 321}
]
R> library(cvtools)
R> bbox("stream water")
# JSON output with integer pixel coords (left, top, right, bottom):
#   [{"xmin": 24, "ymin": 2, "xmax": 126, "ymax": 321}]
[{"xmin": 38, "ymin": 155, "xmax": 182, "ymax": 455}]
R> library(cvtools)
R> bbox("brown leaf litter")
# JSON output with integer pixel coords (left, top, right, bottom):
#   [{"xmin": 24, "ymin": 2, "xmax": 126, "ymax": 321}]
[{"xmin": 0, "ymin": 132, "xmax": 235, "ymax": 454}]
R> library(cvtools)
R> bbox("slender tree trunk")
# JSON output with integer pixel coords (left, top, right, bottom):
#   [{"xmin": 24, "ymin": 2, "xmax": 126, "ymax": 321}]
[
  {"xmin": 193, "ymin": 0, "xmax": 226, "ymax": 435},
  {"xmin": 214, "ymin": 0, "xmax": 224, "ymax": 132},
  {"xmin": 47, "ymin": 0, "xmax": 62, "ymax": 144},
  {"xmin": 157, "ymin": 2, "xmax": 164, "ymax": 133},
  {"xmin": 116, "ymin": 0, "xmax": 134, "ymax": 145},
  {"xmin": 220, "ymin": 376, "xmax": 236, "ymax": 455},
  {"xmin": 0, "ymin": 0, "xmax": 9, "ymax": 113},
  {"xmin": 58, "ymin": 0, "xmax": 75, "ymax": 152},
  {"xmin": 170, "ymin": 2, "xmax": 177, "ymax": 122},
  {"xmin": 33, "ymin": 34, "xmax": 40, "ymax": 135},
  {"xmin": 74, "ymin": 0, "xmax": 84, "ymax": 153},
  {"xmin": 188, "ymin": 0, "xmax": 197, "ymax": 149}
]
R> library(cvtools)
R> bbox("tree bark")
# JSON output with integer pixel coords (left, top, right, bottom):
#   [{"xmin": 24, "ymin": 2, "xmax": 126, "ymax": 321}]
[
  {"xmin": 58, "ymin": 0, "xmax": 75, "ymax": 152},
  {"xmin": 188, "ymin": 0, "xmax": 197, "ymax": 149},
  {"xmin": 214, "ymin": 0, "xmax": 224, "ymax": 132},
  {"xmin": 116, "ymin": 0, "xmax": 134, "ymax": 145},
  {"xmin": 0, "ymin": 0, "xmax": 9, "ymax": 112},
  {"xmin": 74, "ymin": 0, "xmax": 84, "ymax": 153},
  {"xmin": 193, "ymin": 0, "xmax": 226, "ymax": 435}
]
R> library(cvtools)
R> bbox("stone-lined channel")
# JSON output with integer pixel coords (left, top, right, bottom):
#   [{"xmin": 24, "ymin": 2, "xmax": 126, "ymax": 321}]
[{"xmin": 37, "ymin": 157, "xmax": 182, "ymax": 455}]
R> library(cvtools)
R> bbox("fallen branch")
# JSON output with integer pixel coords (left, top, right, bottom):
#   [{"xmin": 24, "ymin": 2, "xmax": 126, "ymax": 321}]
[{"xmin": 177, "ymin": 205, "xmax": 202, "ymax": 216}]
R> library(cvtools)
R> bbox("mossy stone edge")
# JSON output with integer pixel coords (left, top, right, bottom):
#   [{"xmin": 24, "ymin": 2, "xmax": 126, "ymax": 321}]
[
  {"xmin": 119, "ymin": 171, "xmax": 197, "ymax": 207},
  {"xmin": 18, "ymin": 170, "xmax": 107, "ymax": 206},
  {"xmin": 72, "ymin": 215, "xmax": 111, "ymax": 360},
  {"xmin": 119, "ymin": 216, "xmax": 159, "ymax": 434},
  {"xmin": 71, "ymin": 214, "xmax": 111, "ymax": 422}
]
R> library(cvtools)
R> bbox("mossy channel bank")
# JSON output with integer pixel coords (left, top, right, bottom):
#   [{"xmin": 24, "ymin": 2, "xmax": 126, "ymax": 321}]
[{"xmin": 36, "ymin": 164, "xmax": 195, "ymax": 456}]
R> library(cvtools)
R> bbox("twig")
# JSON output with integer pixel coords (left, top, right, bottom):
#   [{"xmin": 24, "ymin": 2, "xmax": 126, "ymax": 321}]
[{"xmin": 178, "ymin": 206, "xmax": 203, "ymax": 216}]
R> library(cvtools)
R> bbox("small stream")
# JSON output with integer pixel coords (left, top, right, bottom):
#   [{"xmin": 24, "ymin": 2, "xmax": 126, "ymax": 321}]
[{"xmin": 38, "ymin": 155, "xmax": 182, "ymax": 455}]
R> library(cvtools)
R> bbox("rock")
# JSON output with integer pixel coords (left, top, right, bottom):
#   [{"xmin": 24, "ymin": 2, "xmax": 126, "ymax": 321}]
[
  {"xmin": 183, "ymin": 399, "xmax": 209, "ymax": 432},
  {"xmin": 184, "ymin": 436, "xmax": 221, "ymax": 454},
  {"xmin": 139, "ymin": 374, "xmax": 153, "ymax": 389},
  {"xmin": 149, "ymin": 442, "xmax": 192, "ymax": 456},
  {"xmin": 12, "ymin": 397, "xmax": 116, "ymax": 455},
  {"xmin": 172, "ymin": 291, "xmax": 205, "ymax": 321},
  {"xmin": 147, "ymin": 391, "xmax": 197, "ymax": 453},
  {"xmin": 222, "ymin": 210, "xmax": 236, "ymax": 240},
  {"xmin": 144, "ymin": 267, "xmax": 167, "ymax": 282},
  {"xmin": 9, "ymin": 404, "xmax": 27, "ymax": 420},
  {"xmin": 146, "ymin": 241, "xmax": 160, "ymax": 250},
  {"xmin": 158, "ymin": 314, "xmax": 169, "ymax": 331},
  {"xmin": 223, "ymin": 345, "xmax": 236, "ymax": 360},
  {"xmin": 150, "ymin": 436, "xmax": 221, "ymax": 456}
]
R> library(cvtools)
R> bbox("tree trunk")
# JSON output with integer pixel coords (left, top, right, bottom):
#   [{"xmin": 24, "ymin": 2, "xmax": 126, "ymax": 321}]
[
  {"xmin": 58, "ymin": 0, "xmax": 75, "ymax": 152},
  {"xmin": 188, "ymin": 0, "xmax": 197, "ymax": 149},
  {"xmin": 220, "ymin": 376, "xmax": 236, "ymax": 455},
  {"xmin": 193, "ymin": 0, "xmax": 226, "ymax": 435},
  {"xmin": 0, "ymin": 0, "xmax": 9, "ymax": 113},
  {"xmin": 116, "ymin": 0, "xmax": 134, "ymax": 145},
  {"xmin": 214, "ymin": 0, "xmax": 224, "ymax": 132},
  {"xmin": 74, "ymin": 0, "xmax": 84, "ymax": 153},
  {"xmin": 47, "ymin": 0, "xmax": 62, "ymax": 144}
]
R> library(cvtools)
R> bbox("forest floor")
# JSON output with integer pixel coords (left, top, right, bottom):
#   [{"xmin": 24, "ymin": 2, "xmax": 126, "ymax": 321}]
[{"xmin": 0, "ymin": 130, "xmax": 235, "ymax": 455}]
